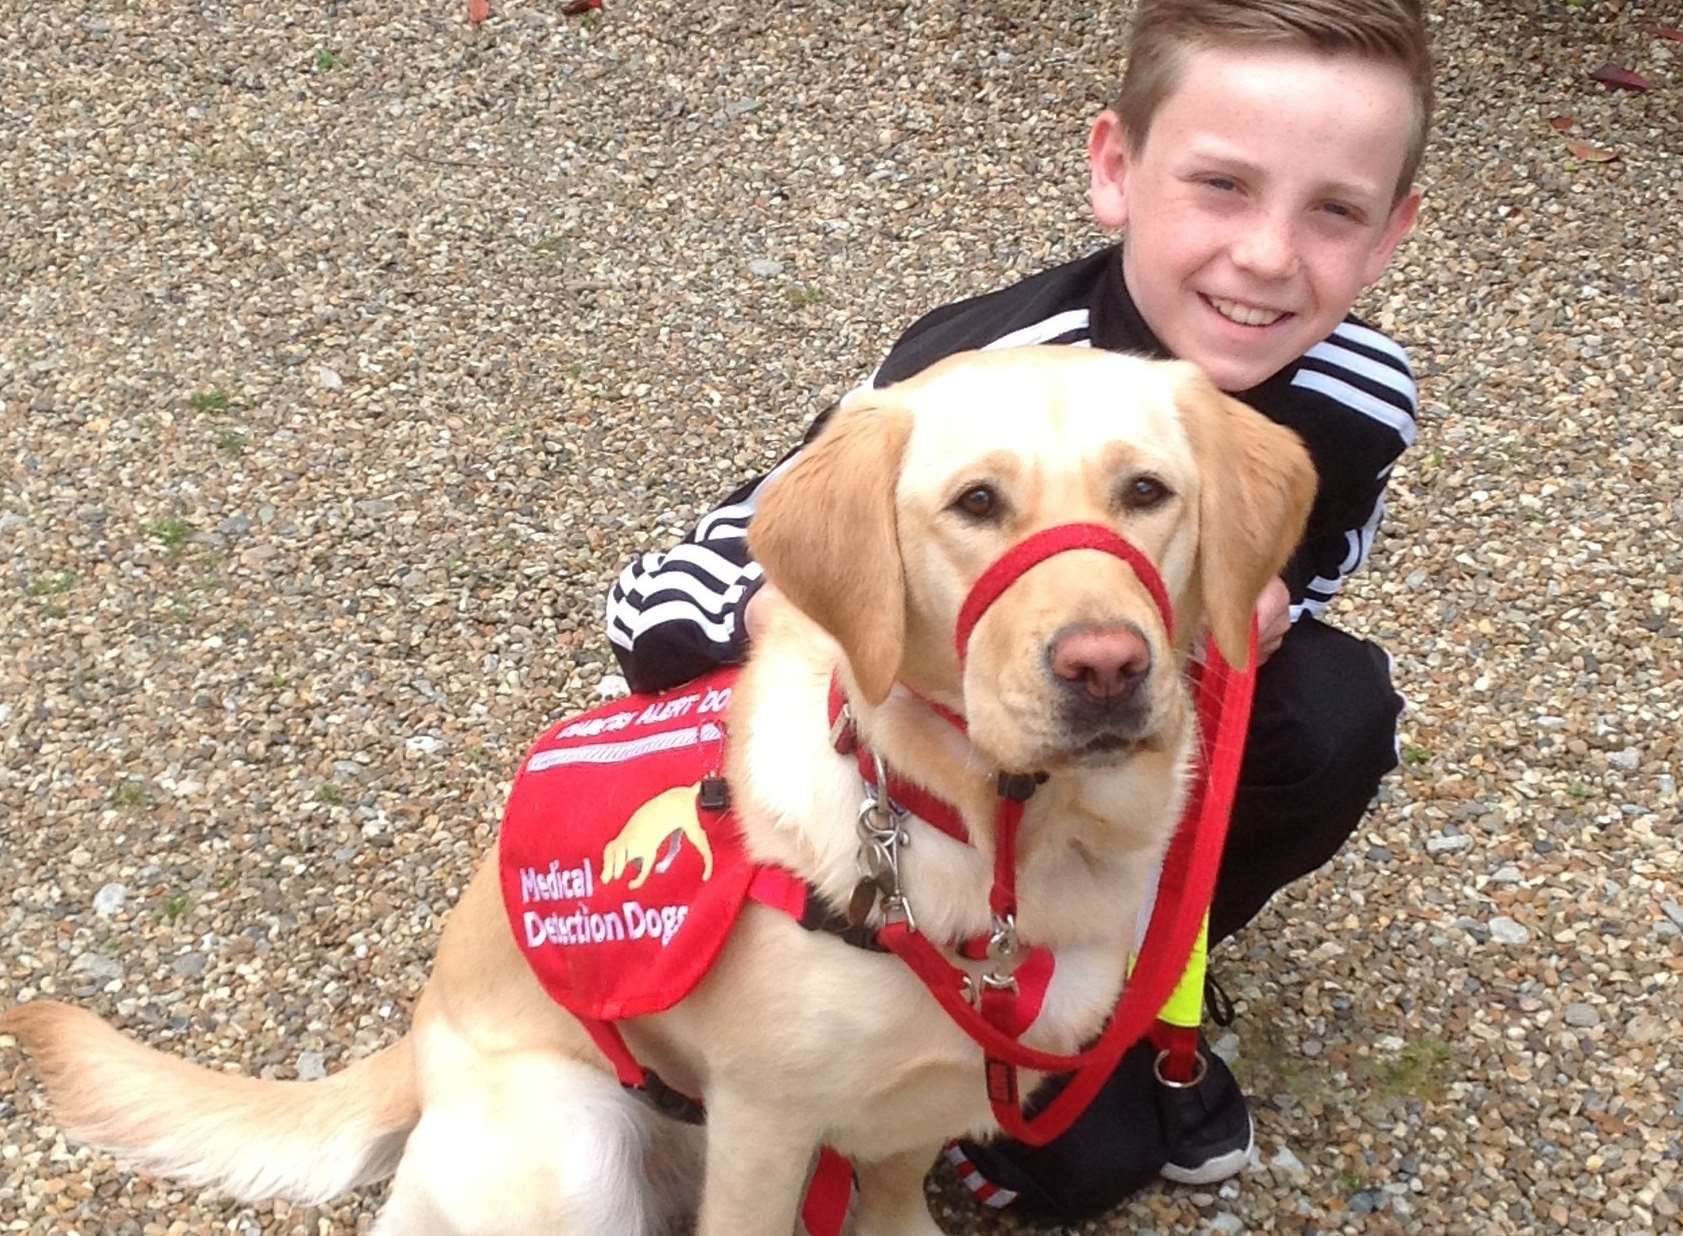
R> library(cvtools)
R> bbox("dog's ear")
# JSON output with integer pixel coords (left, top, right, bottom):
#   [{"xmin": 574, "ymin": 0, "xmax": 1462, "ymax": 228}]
[
  {"xmin": 748, "ymin": 398, "xmax": 913, "ymax": 704},
  {"xmin": 1173, "ymin": 365, "xmax": 1317, "ymax": 669}
]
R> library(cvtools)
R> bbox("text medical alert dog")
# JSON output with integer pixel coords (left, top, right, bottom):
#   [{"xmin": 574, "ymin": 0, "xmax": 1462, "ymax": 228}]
[{"xmin": 4, "ymin": 348, "xmax": 1314, "ymax": 1236}]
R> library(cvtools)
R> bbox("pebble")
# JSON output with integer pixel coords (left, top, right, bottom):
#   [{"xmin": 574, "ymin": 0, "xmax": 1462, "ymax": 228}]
[
  {"xmin": 1488, "ymin": 916, "xmax": 1532, "ymax": 944},
  {"xmin": 92, "ymin": 883, "xmax": 129, "ymax": 917},
  {"xmin": 1269, "ymin": 1146, "xmax": 1308, "ymax": 1178},
  {"xmin": 1563, "ymin": 1002, "xmax": 1601, "ymax": 1029},
  {"xmin": 1350, "ymin": 1189, "xmax": 1388, "ymax": 1214},
  {"xmin": 1627, "ymin": 1014, "xmax": 1664, "ymax": 1044},
  {"xmin": 69, "ymin": 953, "xmax": 123, "ymax": 983},
  {"xmin": 297, "ymin": 1052, "xmax": 328, "ymax": 1082}
]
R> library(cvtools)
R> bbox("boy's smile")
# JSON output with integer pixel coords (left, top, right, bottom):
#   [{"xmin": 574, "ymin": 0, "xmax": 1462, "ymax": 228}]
[{"xmin": 1089, "ymin": 45, "xmax": 1421, "ymax": 393}]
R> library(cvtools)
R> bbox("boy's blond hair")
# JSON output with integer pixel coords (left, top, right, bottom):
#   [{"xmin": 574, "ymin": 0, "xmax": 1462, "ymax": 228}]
[{"xmin": 1115, "ymin": 0, "xmax": 1434, "ymax": 201}]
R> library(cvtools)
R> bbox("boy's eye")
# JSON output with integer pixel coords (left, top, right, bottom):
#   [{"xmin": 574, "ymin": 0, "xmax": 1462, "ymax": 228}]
[
  {"xmin": 953, "ymin": 484, "xmax": 1003, "ymax": 521},
  {"xmin": 1201, "ymin": 176, "xmax": 1238, "ymax": 193}
]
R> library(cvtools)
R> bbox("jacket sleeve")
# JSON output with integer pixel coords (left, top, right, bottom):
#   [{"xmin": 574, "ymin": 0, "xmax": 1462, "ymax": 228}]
[
  {"xmin": 603, "ymin": 403, "xmax": 845, "ymax": 694},
  {"xmin": 604, "ymin": 471, "xmax": 773, "ymax": 694},
  {"xmin": 1279, "ymin": 329, "xmax": 1419, "ymax": 622},
  {"xmin": 1282, "ymin": 465, "xmax": 1396, "ymax": 622}
]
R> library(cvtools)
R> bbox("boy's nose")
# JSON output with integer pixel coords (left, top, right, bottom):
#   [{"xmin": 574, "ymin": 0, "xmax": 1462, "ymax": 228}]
[{"xmin": 1230, "ymin": 215, "xmax": 1299, "ymax": 280}]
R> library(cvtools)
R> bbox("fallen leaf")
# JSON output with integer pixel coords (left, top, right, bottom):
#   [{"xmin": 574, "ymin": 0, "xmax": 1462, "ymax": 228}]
[
  {"xmin": 1589, "ymin": 62, "xmax": 1653, "ymax": 92},
  {"xmin": 1547, "ymin": 115, "xmax": 1576, "ymax": 132},
  {"xmin": 562, "ymin": 0, "xmax": 603, "ymax": 13},
  {"xmin": 1563, "ymin": 138, "xmax": 1620, "ymax": 163},
  {"xmin": 1655, "ymin": 26, "xmax": 1683, "ymax": 44}
]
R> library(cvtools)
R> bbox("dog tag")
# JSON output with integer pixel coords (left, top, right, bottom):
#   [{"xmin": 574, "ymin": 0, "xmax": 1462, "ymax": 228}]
[{"xmin": 846, "ymin": 878, "xmax": 881, "ymax": 928}]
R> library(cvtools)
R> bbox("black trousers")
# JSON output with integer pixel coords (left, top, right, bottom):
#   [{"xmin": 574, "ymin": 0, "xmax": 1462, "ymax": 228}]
[{"xmin": 1208, "ymin": 616, "xmax": 1404, "ymax": 945}]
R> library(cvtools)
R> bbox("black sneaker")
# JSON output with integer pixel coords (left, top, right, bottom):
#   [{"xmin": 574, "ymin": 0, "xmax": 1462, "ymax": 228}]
[
  {"xmin": 946, "ymin": 1038, "xmax": 1169, "ymax": 1223},
  {"xmin": 1156, "ymin": 1038, "xmax": 1254, "ymax": 1185}
]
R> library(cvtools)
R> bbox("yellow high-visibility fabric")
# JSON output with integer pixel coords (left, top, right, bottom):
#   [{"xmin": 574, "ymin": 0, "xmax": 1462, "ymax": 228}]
[{"xmin": 1154, "ymin": 912, "xmax": 1210, "ymax": 1030}]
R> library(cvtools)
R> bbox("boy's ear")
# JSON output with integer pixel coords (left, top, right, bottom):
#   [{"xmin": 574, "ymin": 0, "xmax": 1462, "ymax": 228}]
[
  {"xmin": 746, "ymin": 400, "xmax": 912, "ymax": 704},
  {"xmin": 1363, "ymin": 188, "xmax": 1422, "ymax": 286},
  {"xmin": 1087, "ymin": 110, "xmax": 1132, "ymax": 231}
]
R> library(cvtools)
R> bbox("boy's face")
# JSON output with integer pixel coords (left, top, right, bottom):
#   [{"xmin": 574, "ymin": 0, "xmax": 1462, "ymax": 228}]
[{"xmin": 1089, "ymin": 45, "xmax": 1422, "ymax": 393}]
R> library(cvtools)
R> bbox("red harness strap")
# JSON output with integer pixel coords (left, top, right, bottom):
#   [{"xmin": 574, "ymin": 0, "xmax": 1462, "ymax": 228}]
[{"xmin": 826, "ymin": 676, "xmax": 971, "ymax": 846}]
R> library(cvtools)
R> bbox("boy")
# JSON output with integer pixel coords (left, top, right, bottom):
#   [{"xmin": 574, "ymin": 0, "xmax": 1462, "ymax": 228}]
[{"xmin": 603, "ymin": 0, "xmax": 1432, "ymax": 1219}]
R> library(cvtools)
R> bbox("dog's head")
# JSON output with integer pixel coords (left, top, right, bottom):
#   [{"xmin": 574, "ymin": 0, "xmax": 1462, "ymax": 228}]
[{"xmin": 749, "ymin": 348, "xmax": 1315, "ymax": 773}]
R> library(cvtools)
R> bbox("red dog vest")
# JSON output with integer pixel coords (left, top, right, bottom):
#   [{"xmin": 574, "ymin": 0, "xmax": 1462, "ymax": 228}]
[
  {"xmin": 499, "ymin": 670, "xmax": 858, "ymax": 1235},
  {"xmin": 499, "ymin": 669, "xmax": 754, "ymax": 1021}
]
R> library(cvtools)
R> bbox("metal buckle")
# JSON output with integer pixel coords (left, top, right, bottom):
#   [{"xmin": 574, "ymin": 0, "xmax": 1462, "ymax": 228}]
[{"xmin": 828, "ymin": 701, "xmax": 855, "ymax": 753}]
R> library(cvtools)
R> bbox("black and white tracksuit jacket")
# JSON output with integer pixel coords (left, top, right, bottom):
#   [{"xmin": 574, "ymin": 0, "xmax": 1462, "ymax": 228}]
[{"xmin": 605, "ymin": 245, "xmax": 1417, "ymax": 697}]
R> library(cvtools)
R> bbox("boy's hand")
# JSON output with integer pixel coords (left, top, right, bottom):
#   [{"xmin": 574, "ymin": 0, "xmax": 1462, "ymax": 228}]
[
  {"xmin": 1256, "ymin": 577, "xmax": 1291, "ymax": 665},
  {"xmin": 743, "ymin": 582, "xmax": 786, "ymax": 643}
]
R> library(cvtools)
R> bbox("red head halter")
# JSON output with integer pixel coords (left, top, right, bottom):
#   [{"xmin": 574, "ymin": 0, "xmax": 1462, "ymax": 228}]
[{"xmin": 953, "ymin": 522, "xmax": 1176, "ymax": 665}]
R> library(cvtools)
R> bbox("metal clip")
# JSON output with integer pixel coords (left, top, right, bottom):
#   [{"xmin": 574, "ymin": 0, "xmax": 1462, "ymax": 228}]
[
  {"xmin": 881, "ymin": 893, "xmax": 917, "ymax": 935},
  {"xmin": 980, "ymin": 971, "xmax": 1020, "ymax": 996},
  {"xmin": 962, "ymin": 968, "xmax": 1020, "ymax": 1007},
  {"xmin": 986, "ymin": 913, "xmax": 1019, "ymax": 964},
  {"xmin": 853, "ymin": 754, "xmax": 916, "ymax": 933}
]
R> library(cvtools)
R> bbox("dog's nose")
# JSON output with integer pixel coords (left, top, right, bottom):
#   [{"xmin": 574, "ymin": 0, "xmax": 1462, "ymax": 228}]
[{"xmin": 1049, "ymin": 626, "xmax": 1151, "ymax": 702}]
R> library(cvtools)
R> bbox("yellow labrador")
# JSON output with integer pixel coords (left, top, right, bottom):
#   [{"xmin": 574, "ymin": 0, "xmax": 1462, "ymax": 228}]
[{"xmin": 1, "ymin": 348, "xmax": 1314, "ymax": 1236}]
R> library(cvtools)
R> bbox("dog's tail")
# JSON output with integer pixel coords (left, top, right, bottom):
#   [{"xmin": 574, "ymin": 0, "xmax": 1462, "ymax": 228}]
[{"xmin": 1, "ymin": 1000, "xmax": 419, "ymax": 1205}]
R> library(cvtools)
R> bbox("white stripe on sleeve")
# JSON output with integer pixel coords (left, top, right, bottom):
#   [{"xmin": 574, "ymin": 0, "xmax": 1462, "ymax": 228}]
[
  {"xmin": 1330, "ymin": 320, "xmax": 1415, "ymax": 376},
  {"xmin": 980, "ymin": 308, "xmax": 1091, "ymax": 351},
  {"xmin": 1303, "ymin": 338, "xmax": 1418, "ymax": 404},
  {"xmin": 1291, "ymin": 368, "xmax": 1417, "ymax": 448}
]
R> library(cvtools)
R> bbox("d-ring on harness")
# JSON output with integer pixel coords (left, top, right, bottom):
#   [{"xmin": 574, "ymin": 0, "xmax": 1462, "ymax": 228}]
[{"xmin": 837, "ymin": 521, "xmax": 1258, "ymax": 1148}]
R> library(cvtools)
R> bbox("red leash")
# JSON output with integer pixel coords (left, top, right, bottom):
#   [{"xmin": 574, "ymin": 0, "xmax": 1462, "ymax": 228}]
[
  {"xmin": 849, "ymin": 522, "xmax": 1256, "ymax": 1147},
  {"xmin": 876, "ymin": 627, "xmax": 1253, "ymax": 1143}
]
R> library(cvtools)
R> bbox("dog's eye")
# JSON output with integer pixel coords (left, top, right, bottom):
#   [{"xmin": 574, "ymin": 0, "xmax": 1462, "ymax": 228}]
[
  {"xmin": 953, "ymin": 484, "xmax": 1001, "ymax": 521},
  {"xmin": 1121, "ymin": 475, "xmax": 1172, "ymax": 511}
]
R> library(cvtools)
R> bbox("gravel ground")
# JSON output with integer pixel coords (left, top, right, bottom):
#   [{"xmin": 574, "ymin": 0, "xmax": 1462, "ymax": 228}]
[{"xmin": 1, "ymin": 1, "xmax": 1678, "ymax": 1233}]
